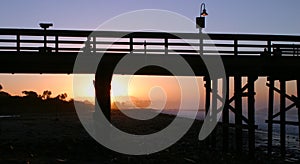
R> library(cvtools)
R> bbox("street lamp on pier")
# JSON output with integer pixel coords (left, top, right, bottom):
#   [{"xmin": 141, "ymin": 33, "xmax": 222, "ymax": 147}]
[
  {"xmin": 39, "ymin": 23, "xmax": 53, "ymax": 51},
  {"xmin": 196, "ymin": 3, "xmax": 208, "ymax": 31},
  {"xmin": 196, "ymin": 3, "xmax": 208, "ymax": 56}
]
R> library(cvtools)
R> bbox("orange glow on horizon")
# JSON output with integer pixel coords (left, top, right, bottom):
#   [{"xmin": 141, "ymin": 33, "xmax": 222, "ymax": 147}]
[
  {"xmin": 1, "ymin": 74, "xmax": 297, "ymax": 110},
  {"xmin": 0, "ymin": 74, "xmax": 74, "ymax": 99}
]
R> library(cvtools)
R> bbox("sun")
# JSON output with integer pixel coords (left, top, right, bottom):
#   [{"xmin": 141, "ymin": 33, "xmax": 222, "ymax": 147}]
[
  {"xmin": 85, "ymin": 83, "xmax": 95, "ymax": 97},
  {"xmin": 111, "ymin": 75, "xmax": 131, "ymax": 98},
  {"xmin": 72, "ymin": 74, "xmax": 95, "ymax": 100}
]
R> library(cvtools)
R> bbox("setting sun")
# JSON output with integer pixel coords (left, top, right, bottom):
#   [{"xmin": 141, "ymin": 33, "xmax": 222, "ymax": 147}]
[{"xmin": 111, "ymin": 75, "xmax": 131, "ymax": 98}]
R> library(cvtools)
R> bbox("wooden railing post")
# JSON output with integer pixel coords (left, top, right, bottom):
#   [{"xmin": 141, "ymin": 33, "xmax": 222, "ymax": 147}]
[
  {"xmin": 16, "ymin": 34, "xmax": 20, "ymax": 52},
  {"xmin": 93, "ymin": 36, "xmax": 96, "ymax": 53},
  {"xmin": 267, "ymin": 40, "xmax": 272, "ymax": 56},
  {"xmin": 234, "ymin": 39, "xmax": 238, "ymax": 56},
  {"xmin": 144, "ymin": 40, "xmax": 147, "ymax": 55},
  {"xmin": 199, "ymin": 33, "xmax": 203, "ymax": 55},
  {"xmin": 55, "ymin": 35, "xmax": 59, "ymax": 53},
  {"xmin": 129, "ymin": 37, "xmax": 133, "ymax": 54},
  {"xmin": 164, "ymin": 38, "xmax": 168, "ymax": 55}
]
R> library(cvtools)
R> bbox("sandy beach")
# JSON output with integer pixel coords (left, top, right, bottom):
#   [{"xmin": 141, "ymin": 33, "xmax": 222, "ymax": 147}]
[{"xmin": 0, "ymin": 109, "xmax": 299, "ymax": 163}]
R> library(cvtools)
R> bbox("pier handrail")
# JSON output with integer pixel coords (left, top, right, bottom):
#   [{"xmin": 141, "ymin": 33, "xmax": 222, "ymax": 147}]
[{"xmin": 1, "ymin": 28, "xmax": 300, "ymax": 56}]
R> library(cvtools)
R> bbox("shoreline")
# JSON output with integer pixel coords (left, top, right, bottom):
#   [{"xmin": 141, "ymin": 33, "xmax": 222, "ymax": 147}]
[{"xmin": 0, "ymin": 109, "xmax": 299, "ymax": 163}]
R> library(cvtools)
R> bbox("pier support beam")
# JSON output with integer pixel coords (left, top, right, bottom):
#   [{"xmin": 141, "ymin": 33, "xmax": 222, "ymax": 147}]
[
  {"xmin": 280, "ymin": 80, "xmax": 286, "ymax": 157},
  {"xmin": 93, "ymin": 65, "xmax": 113, "ymax": 140},
  {"xmin": 267, "ymin": 77, "xmax": 275, "ymax": 156},
  {"xmin": 95, "ymin": 71, "xmax": 113, "ymax": 122},
  {"xmin": 204, "ymin": 76, "xmax": 211, "ymax": 146},
  {"xmin": 297, "ymin": 80, "xmax": 300, "ymax": 145},
  {"xmin": 94, "ymin": 54, "xmax": 122, "ymax": 123},
  {"xmin": 234, "ymin": 75, "xmax": 243, "ymax": 153},
  {"xmin": 222, "ymin": 77, "xmax": 229, "ymax": 152},
  {"xmin": 211, "ymin": 78, "xmax": 218, "ymax": 149},
  {"xmin": 248, "ymin": 76, "xmax": 257, "ymax": 157},
  {"xmin": 204, "ymin": 76, "xmax": 211, "ymax": 116}
]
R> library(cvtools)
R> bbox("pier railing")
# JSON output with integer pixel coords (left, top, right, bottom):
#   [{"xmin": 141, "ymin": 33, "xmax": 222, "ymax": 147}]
[{"xmin": 1, "ymin": 28, "xmax": 300, "ymax": 56}]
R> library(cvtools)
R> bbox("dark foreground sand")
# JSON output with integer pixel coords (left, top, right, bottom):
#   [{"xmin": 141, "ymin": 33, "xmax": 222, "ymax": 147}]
[{"xmin": 0, "ymin": 110, "xmax": 299, "ymax": 163}]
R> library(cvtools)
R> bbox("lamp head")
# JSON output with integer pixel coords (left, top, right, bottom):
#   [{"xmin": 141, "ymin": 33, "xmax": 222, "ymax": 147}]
[
  {"xmin": 39, "ymin": 23, "xmax": 53, "ymax": 29},
  {"xmin": 201, "ymin": 9, "xmax": 208, "ymax": 17}
]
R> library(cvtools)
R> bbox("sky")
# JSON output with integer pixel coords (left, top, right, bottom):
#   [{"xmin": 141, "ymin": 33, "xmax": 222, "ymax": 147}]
[
  {"xmin": 1, "ymin": 0, "xmax": 300, "ymax": 34},
  {"xmin": 0, "ymin": 0, "xmax": 300, "ymax": 109}
]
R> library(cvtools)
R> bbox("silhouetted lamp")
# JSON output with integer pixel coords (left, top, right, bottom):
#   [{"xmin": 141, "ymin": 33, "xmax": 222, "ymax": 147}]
[
  {"xmin": 197, "ymin": 3, "xmax": 208, "ymax": 56},
  {"xmin": 201, "ymin": 8, "xmax": 208, "ymax": 17},
  {"xmin": 196, "ymin": 3, "xmax": 208, "ymax": 29},
  {"xmin": 39, "ymin": 23, "xmax": 53, "ymax": 30},
  {"xmin": 39, "ymin": 23, "xmax": 53, "ymax": 50}
]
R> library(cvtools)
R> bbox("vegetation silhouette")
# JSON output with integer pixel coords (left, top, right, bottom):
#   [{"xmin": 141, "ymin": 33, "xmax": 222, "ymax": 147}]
[{"xmin": 0, "ymin": 84, "xmax": 92, "ymax": 115}]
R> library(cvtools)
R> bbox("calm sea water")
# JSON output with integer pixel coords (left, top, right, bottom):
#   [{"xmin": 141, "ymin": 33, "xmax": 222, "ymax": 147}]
[{"xmin": 158, "ymin": 109, "xmax": 299, "ymax": 136}]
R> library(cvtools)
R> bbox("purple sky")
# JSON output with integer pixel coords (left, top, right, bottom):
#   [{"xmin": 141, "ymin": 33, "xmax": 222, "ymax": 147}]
[{"xmin": 1, "ymin": 0, "xmax": 300, "ymax": 35}]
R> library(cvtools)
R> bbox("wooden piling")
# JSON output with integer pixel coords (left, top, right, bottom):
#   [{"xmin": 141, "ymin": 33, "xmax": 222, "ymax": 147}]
[
  {"xmin": 211, "ymin": 78, "xmax": 218, "ymax": 148},
  {"xmin": 204, "ymin": 76, "xmax": 211, "ymax": 115},
  {"xmin": 234, "ymin": 75, "xmax": 243, "ymax": 153},
  {"xmin": 94, "ymin": 54, "xmax": 123, "ymax": 122},
  {"xmin": 248, "ymin": 76, "xmax": 256, "ymax": 157},
  {"xmin": 297, "ymin": 80, "xmax": 300, "ymax": 145},
  {"xmin": 267, "ymin": 77, "xmax": 274, "ymax": 156},
  {"xmin": 204, "ymin": 76, "xmax": 211, "ymax": 147},
  {"xmin": 280, "ymin": 80, "xmax": 286, "ymax": 157},
  {"xmin": 95, "ymin": 71, "xmax": 112, "ymax": 122},
  {"xmin": 223, "ymin": 77, "xmax": 229, "ymax": 152},
  {"xmin": 204, "ymin": 76, "xmax": 211, "ymax": 148}
]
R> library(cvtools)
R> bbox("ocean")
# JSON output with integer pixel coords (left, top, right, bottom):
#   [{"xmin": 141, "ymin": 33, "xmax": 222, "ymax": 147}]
[{"xmin": 159, "ymin": 109, "xmax": 299, "ymax": 136}]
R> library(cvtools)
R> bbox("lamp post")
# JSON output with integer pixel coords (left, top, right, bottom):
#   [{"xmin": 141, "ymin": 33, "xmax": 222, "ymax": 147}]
[
  {"xmin": 39, "ymin": 23, "xmax": 53, "ymax": 50},
  {"xmin": 196, "ymin": 3, "xmax": 208, "ymax": 56}
]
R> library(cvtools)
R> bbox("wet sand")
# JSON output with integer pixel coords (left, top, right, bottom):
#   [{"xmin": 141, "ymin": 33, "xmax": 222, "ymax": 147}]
[{"xmin": 0, "ymin": 110, "xmax": 299, "ymax": 163}]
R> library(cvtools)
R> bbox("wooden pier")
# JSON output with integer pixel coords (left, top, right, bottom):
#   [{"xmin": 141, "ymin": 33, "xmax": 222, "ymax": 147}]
[{"xmin": 0, "ymin": 28, "xmax": 300, "ymax": 157}]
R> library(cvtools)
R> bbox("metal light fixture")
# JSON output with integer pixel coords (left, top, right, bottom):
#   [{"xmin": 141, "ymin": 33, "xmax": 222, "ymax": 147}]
[
  {"xmin": 201, "ymin": 9, "xmax": 208, "ymax": 17},
  {"xmin": 197, "ymin": 3, "xmax": 208, "ymax": 56},
  {"xmin": 200, "ymin": 3, "xmax": 208, "ymax": 17},
  {"xmin": 196, "ymin": 3, "xmax": 208, "ymax": 29},
  {"xmin": 39, "ymin": 23, "xmax": 53, "ymax": 30},
  {"xmin": 39, "ymin": 22, "xmax": 53, "ymax": 51}
]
